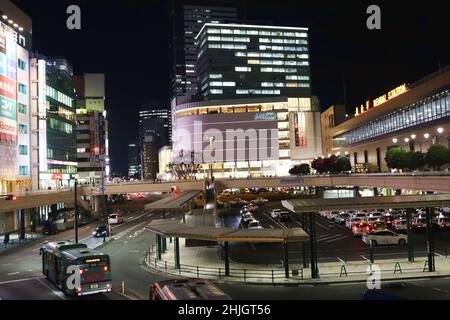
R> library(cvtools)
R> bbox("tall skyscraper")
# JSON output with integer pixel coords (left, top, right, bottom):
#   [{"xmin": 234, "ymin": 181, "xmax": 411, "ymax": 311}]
[
  {"xmin": 196, "ymin": 23, "xmax": 311, "ymax": 100},
  {"xmin": 74, "ymin": 74, "xmax": 109, "ymax": 185},
  {"xmin": 127, "ymin": 139, "xmax": 140, "ymax": 179},
  {"xmin": 30, "ymin": 55, "xmax": 77, "ymax": 190},
  {"xmin": 139, "ymin": 108, "xmax": 171, "ymax": 180},
  {"xmin": 169, "ymin": 0, "xmax": 238, "ymax": 99}
]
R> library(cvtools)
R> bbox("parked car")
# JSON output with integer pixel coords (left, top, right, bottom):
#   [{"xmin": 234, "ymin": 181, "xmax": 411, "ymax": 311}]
[
  {"xmin": 93, "ymin": 225, "xmax": 110, "ymax": 238},
  {"xmin": 367, "ymin": 221, "xmax": 387, "ymax": 233},
  {"xmin": 327, "ymin": 210, "xmax": 341, "ymax": 221},
  {"xmin": 335, "ymin": 213, "xmax": 350, "ymax": 225},
  {"xmin": 434, "ymin": 217, "xmax": 450, "ymax": 229},
  {"xmin": 362, "ymin": 230, "xmax": 408, "ymax": 246},
  {"xmin": 277, "ymin": 211, "xmax": 290, "ymax": 222},
  {"xmin": 352, "ymin": 221, "xmax": 368, "ymax": 237},
  {"xmin": 384, "ymin": 214, "xmax": 396, "ymax": 228},
  {"xmin": 346, "ymin": 210, "xmax": 359, "ymax": 217},
  {"xmin": 108, "ymin": 213, "xmax": 123, "ymax": 225},
  {"xmin": 270, "ymin": 209, "xmax": 282, "ymax": 219},
  {"xmin": 346, "ymin": 217, "xmax": 362, "ymax": 229},
  {"xmin": 247, "ymin": 220, "xmax": 264, "ymax": 230},
  {"xmin": 319, "ymin": 210, "xmax": 329, "ymax": 218},
  {"xmin": 242, "ymin": 213, "xmax": 254, "ymax": 224},
  {"xmin": 393, "ymin": 219, "xmax": 407, "ymax": 232},
  {"xmin": 412, "ymin": 217, "xmax": 427, "ymax": 231},
  {"xmin": 252, "ymin": 197, "xmax": 269, "ymax": 205}
]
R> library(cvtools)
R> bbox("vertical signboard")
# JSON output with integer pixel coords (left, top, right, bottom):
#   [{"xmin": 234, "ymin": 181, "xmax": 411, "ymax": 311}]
[
  {"xmin": 294, "ymin": 112, "xmax": 307, "ymax": 147},
  {"xmin": 0, "ymin": 25, "xmax": 17, "ymax": 143}
]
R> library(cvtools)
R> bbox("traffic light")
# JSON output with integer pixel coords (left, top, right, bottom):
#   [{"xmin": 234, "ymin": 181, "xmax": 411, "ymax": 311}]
[{"xmin": 5, "ymin": 195, "xmax": 16, "ymax": 200}]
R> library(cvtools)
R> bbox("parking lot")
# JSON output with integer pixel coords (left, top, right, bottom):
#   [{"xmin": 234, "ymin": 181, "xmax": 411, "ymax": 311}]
[{"xmin": 226, "ymin": 200, "xmax": 450, "ymax": 265}]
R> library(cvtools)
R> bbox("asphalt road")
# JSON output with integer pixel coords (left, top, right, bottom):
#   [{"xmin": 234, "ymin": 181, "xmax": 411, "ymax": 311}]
[{"xmin": 3, "ymin": 197, "xmax": 450, "ymax": 300}]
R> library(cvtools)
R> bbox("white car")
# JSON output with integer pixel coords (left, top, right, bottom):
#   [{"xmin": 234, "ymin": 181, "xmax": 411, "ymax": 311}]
[
  {"xmin": 327, "ymin": 210, "xmax": 341, "ymax": 221},
  {"xmin": 393, "ymin": 219, "xmax": 407, "ymax": 232},
  {"xmin": 346, "ymin": 210, "xmax": 359, "ymax": 216},
  {"xmin": 108, "ymin": 213, "xmax": 123, "ymax": 225},
  {"xmin": 247, "ymin": 220, "xmax": 263, "ymax": 229},
  {"xmin": 346, "ymin": 217, "xmax": 362, "ymax": 229},
  {"xmin": 362, "ymin": 230, "xmax": 408, "ymax": 246},
  {"xmin": 319, "ymin": 211, "xmax": 329, "ymax": 218},
  {"xmin": 242, "ymin": 213, "xmax": 254, "ymax": 224}
]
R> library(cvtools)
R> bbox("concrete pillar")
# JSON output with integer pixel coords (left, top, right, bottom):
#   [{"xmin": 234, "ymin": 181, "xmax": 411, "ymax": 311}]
[
  {"xmin": 18, "ymin": 209, "xmax": 25, "ymax": 240},
  {"xmin": 353, "ymin": 186, "xmax": 360, "ymax": 197},
  {"xmin": 174, "ymin": 237, "xmax": 180, "ymax": 269},
  {"xmin": 224, "ymin": 241, "xmax": 230, "ymax": 276},
  {"xmin": 283, "ymin": 241, "xmax": 289, "ymax": 278}
]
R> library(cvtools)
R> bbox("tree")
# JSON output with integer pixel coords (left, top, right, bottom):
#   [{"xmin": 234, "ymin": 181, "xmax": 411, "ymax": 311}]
[
  {"xmin": 289, "ymin": 163, "xmax": 310, "ymax": 176},
  {"xmin": 385, "ymin": 147, "xmax": 409, "ymax": 170},
  {"xmin": 407, "ymin": 151, "xmax": 425, "ymax": 170},
  {"xmin": 425, "ymin": 144, "xmax": 450, "ymax": 170},
  {"xmin": 169, "ymin": 150, "xmax": 201, "ymax": 179},
  {"xmin": 336, "ymin": 156, "xmax": 351, "ymax": 173}
]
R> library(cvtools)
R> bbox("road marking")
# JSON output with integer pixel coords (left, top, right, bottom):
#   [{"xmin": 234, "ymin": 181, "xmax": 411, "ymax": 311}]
[
  {"xmin": 1, "ymin": 263, "xmax": 12, "ymax": 266},
  {"xmin": 37, "ymin": 278, "xmax": 67, "ymax": 300},
  {"xmin": 0, "ymin": 277, "xmax": 44, "ymax": 285},
  {"xmin": 7, "ymin": 272, "xmax": 19, "ymax": 276},
  {"xmin": 360, "ymin": 255, "xmax": 370, "ymax": 262},
  {"xmin": 434, "ymin": 252, "xmax": 443, "ymax": 257},
  {"xmin": 324, "ymin": 235, "xmax": 349, "ymax": 243},
  {"xmin": 269, "ymin": 225, "xmax": 274, "ymax": 229},
  {"xmin": 128, "ymin": 250, "xmax": 140, "ymax": 253},
  {"xmin": 337, "ymin": 257, "xmax": 346, "ymax": 264}
]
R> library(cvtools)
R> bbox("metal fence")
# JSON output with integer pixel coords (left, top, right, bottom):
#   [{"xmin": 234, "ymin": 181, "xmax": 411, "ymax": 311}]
[{"xmin": 144, "ymin": 246, "xmax": 440, "ymax": 283}]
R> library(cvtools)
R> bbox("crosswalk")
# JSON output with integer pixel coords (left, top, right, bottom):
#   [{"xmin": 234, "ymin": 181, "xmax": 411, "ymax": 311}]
[{"xmin": 315, "ymin": 233, "xmax": 351, "ymax": 243}]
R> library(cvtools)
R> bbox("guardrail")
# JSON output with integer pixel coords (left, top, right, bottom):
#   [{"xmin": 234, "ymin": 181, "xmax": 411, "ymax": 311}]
[
  {"xmin": 144, "ymin": 246, "xmax": 442, "ymax": 284},
  {"xmin": 144, "ymin": 247, "xmax": 292, "ymax": 284}
]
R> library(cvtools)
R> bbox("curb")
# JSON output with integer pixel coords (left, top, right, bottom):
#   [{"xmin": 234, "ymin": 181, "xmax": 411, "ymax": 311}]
[{"xmin": 142, "ymin": 258, "xmax": 450, "ymax": 286}]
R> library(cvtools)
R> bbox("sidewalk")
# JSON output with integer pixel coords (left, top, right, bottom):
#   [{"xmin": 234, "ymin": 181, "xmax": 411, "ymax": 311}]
[
  {"xmin": 143, "ymin": 238, "xmax": 450, "ymax": 285},
  {"xmin": 0, "ymin": 233, "xmax": 45, "ymax": 253}
]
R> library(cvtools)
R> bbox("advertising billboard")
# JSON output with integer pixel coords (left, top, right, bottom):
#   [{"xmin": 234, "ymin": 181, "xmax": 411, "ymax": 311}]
[
  {"xmin": 0, "ymin": 24, "xmax": 17, "ymax": 143},
  {"xmin": 173, "ymin": 111, "xmax": 279, "ymax": 163}
]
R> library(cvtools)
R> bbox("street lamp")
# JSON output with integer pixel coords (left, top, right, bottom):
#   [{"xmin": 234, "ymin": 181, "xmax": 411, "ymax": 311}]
[
  {"xmin": 437, "ymin": 127, "xmax": 444, "ymax": 134},
  {"xmin": 404, "ymin": 137, "xmax": 410, "ymax": 143},
  {"xmin": 424, "ymin": 133, "xmax": 430, "ymax": 139},
  {"xmin": 392, "ymin": 138, "xmax": 398, "ymax": 144}
]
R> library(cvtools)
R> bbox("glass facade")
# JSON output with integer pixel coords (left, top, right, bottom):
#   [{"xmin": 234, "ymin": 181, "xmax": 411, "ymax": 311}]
[
  {"xmin": 196, "ymin": 23, "xmax": 311, "ymax": 100},
  {"xmin": 336, "ymin": 88, "xmax": 450, "ymax": 145}
]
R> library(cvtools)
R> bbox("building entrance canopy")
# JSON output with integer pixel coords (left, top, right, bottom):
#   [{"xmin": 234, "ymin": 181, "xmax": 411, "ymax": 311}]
[{"xmin": 145, "ymin": 219, "xmax": 309, "ymax": 243}]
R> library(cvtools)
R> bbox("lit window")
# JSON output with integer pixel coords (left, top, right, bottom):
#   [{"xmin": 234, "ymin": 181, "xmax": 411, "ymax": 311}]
[
  {"xmin": 247, "ymin": 59, "xmax": 260, "ymax": 65},
  {"xmin": 235, "ymin": 66, "xmax": 251, "ymax": 72},
  {"xmin": 210, "ymin": 89, "xmax": 223, "ymax": 94}
]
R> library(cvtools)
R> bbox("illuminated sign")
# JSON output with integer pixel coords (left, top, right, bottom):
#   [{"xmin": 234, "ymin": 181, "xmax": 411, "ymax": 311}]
[
  {"xmin": 85, "ymin": 258, "xmax": 100, "ymax": 263},
  {"xmin": 254, "ymin": 111, "xmax": 277, "ymax": 121},
  {"xmin": 388, "ymin": 83, "xmax": 407, "ymax": 99},
  {"xmin": 356, "ymin": 83, "xmax": 408, "ymax": 116}
]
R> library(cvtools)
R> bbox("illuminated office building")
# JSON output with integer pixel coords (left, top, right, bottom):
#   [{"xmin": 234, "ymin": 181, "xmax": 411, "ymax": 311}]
[
  {"xmin": 170, "ymin": 0, "xmax": 238, "ymax": 98},
  {"xmin": 74, "ymin": 74, "xmax": 109, "ymax": 185},
  {"xmin": 196, "ymin": 23, "xmax": 310, "ymax": 100}
]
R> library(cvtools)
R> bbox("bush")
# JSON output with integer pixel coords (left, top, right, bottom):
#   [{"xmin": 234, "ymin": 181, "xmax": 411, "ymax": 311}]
[
  {"xmin": 425, "ymin": 144, "xmax": 450, "ymax": 170},
  {"xmin": 289, "ymin": 163, "xmax": 310, "ymax": 176}
]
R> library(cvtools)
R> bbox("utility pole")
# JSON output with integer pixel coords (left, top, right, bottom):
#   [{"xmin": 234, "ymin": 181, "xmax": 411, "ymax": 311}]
[{"xmin": 74, "ymin": 179, "xmax": 78, "ymax": 243}]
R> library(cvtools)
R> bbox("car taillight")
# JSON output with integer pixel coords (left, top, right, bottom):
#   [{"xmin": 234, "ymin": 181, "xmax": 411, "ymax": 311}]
[
  {"xmin": 103, "ymin": 265, "xmax": 109, "ymax": 272},
  {"xmin": 79, "ymin": 269, "xmax": 84, "ymax": 275}
]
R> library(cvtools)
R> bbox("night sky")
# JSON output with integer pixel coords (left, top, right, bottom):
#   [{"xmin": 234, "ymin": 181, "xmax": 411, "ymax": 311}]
[{"xmin": 12, "ymin": 0, "xmax": 450, "ymax": 174}]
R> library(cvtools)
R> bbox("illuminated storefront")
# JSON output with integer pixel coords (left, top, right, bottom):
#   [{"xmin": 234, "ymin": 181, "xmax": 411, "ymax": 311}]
[
  {"xmin": 171, "ymin": 96, "xmax": 323, "ymax": 178},
  {"xmin": 0, "ymin": 10, "xmax": 32, "ymax": 194}
]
